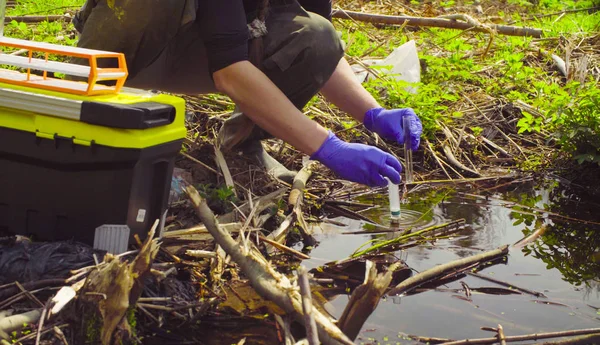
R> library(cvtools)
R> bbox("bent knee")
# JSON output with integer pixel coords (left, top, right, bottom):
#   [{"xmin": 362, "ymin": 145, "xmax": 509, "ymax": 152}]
[{"xmin": 297, "ymin": 13, "xmax": 344, "ymax": 83}]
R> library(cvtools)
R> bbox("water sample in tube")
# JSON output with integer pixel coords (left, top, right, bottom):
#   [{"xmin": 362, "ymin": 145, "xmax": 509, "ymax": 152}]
[{"xmin": 388, "ymin": 178, "xmax": 401, "ymax": 223}]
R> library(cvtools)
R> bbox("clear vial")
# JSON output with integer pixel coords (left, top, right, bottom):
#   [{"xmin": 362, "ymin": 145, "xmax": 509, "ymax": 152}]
[{"xmin": 388, "ymin": 178, "xmax": 401, "ymax": 223}]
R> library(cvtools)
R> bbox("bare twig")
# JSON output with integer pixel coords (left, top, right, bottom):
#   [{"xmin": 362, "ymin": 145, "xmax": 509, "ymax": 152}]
[
  {"xmin": 259, "ymin": 236, "xmax": 311, "ymax": 260},
  {"xmin": 298, "ymin": 266, "xmax": 319, "ymax": 345}
]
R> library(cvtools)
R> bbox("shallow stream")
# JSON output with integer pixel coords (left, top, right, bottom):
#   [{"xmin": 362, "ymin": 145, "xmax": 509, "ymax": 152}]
[{"xmin": 305, "ymin": 176, "xmax": 600, "ymax": 343}]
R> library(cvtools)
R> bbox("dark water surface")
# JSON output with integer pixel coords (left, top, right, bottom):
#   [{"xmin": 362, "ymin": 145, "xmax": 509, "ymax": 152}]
[{"xmin": 305, "ymin": 177, "xmax": 600, "ymax": 344}]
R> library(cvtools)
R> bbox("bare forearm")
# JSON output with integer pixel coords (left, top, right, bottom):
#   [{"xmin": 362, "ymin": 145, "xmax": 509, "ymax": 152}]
[
  {"xmin": 213, "ymin": 61, "xmax": 328, "ymax": 155},
  {"xmin": 320, "ymin": 57, "xmax": 380, "ymax": 122}
]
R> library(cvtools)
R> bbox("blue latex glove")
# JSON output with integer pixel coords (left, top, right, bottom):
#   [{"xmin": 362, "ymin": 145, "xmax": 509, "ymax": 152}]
[
  {"xmin": 311, "ymin": 131, "xmax": 402, "ymax": 187},
  {"xmin": 363, "ymin": 107, "xmax": 423, "ymax": 151}
]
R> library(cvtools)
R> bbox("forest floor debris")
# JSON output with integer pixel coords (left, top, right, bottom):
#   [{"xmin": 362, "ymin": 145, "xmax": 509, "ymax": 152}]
[{"xmin": 1, "ymin": 0, "xmax": 599, "ymax": 344}]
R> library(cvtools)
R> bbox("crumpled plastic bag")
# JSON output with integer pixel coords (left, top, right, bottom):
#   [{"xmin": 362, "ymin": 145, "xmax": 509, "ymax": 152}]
[
  {"xmin": 169, "ymin": 167, "xmax": 193, "ymax": 205},
  {"xmin": 0, "ymin": 239, "xmax": 96, "ymax": 284},
  {"xmin": 351, "ymin": 39, "xmax": 421, "ymax": 93}
]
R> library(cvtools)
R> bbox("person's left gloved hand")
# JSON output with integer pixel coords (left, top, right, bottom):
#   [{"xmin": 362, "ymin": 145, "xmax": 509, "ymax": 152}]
[{"xmin": 363, "ymin": 107, "xmax": 423, "ymax": 151}]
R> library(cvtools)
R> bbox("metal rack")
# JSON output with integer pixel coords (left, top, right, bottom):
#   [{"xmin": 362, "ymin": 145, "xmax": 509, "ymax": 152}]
[{"xmin": 0, "ymin": 0, "xmax": 129, "ymax": 96}]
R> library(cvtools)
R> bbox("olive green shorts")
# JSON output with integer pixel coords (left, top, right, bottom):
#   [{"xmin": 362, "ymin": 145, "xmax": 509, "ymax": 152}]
[
  {"xmin": 75, "ymin": 0, "xmax": 344, "ymax": 147},
  {"xmin": 76, "ymin": 0, "xmax": 344, "ymax": 106}
]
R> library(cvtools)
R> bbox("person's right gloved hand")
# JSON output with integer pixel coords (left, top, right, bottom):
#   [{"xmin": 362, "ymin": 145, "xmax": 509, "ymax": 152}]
[{"xmin": 311, "ymin": 131, "xmax": 402, "ymax": 187}]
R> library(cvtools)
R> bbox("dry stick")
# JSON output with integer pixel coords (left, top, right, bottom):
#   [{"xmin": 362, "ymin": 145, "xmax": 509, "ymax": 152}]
[
  {"xmin": 289, "ymin": 162, "xmax": 317, "ymax": 241},
  {"xmin": 388, "ymin": 245, "xmax": 509, "ymax": 296},
  {"xmin": 331, "ymin": 10, "xmax": 543, "ymax": 38},
  {"xmin": 185, "ymin": 185, "xmax": 354, "ymax": 345},
  {"xmin": 4, "ymin": 15, "xmax": 69, "ymax": 23},
  {"xmin": 532, "ymin": 333, "xmax": 600, "ymax": 345},
  {"xmin": 298, "ymin": 266, "xmax": 320, "ymax": 345},
  {"xmin": 289, "ymin": 162, "xmax": 317, "ymax": 209},
  {"xmin": 35, "ymin": 305, "xmax": 48, "ymax": 345},
  {"xmin": 425, "ymin": 139, "xmax": 452, "ymax": 180},
  {"xmin": 214, "ymin": 144, "xmax": 237, "ymax": 197},
  {"xmin": 513, "ymin": 224, "xmax": 548, "ymax": 248},
  {"xmin": 259, "ymin": 236, "xmax": 311, "ymax": 260},
  {"xmin": 338, "ymin": 261, "xmax": 401, "ymax": 341},
  {"xmin": 498, "ymin": 324, "xmax": 507, "ymax": 345},
  {"xmin": 266, "ymin": 213, "xmax": 295, "ymax": 254},
  {"xmin": 466, "ymin": 271, "xmax": 546, "ymax": 298},
  {"xmin": 409, "ymin": 335, "xmax": 452, "ymax": 344},
  {"xmin": 442, "ymin": 144, "xmax": 482, "ymax": 178},
  {"xmin": 440, "ymin": 328, "xmax": 600, "ymax": 345}
]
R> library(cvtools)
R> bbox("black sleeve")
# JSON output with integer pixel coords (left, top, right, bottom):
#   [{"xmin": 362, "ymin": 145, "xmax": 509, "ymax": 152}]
[
  {"xmin": 298, "ymin": 0, "xmax": 333, "ymax": 21},
  {"xmin": 196, "ymin": 1, "xmax": 249, "ymax": 75}
]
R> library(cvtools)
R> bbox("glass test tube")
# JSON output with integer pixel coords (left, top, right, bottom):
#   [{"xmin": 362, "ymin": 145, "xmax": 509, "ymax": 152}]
[
  {"xmin": 403, "ymin": 116, "xmax": 414, "ymax": 184},
  {"xmin": 388, "ymin": 178, "xmax": 401, "ymax": 222}
]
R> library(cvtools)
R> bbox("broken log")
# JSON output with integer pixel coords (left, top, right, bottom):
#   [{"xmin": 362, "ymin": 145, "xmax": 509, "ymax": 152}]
[
  {"xmin": 388, "ymin": 245, "xmax": 509, "ymax": 296},
  {"xmin": 185, "ymin": 185, "xmax": 355, "ymax": 345},
  {"xmin": 338, "ymin": 261, "xmax": 401, "ymax": 340},
  {"xmin": 331, "ymin": 10, "xmax": 543, "ymax": 38}
]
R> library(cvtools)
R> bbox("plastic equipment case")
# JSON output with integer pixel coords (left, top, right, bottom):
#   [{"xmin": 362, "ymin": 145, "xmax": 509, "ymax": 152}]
[{"xmin": 0, "ymin": 37, "xmax": 187, "ymax": 252}]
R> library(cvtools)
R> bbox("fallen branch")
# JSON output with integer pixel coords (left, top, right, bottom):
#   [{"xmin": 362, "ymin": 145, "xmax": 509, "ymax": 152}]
[
  {"xmin": 533, "ymin": 333, "xmax": 600, "ymax": 345},
  {"xmin": 5, "ymin": 15, "xmax": 70, "ymax": 23},
  {"xmin": 388, "ymin": 245, "xmax": 509, "ymax": 296},
  {"xmin": 185, "ymin": 185, "xmax": 355, "ymax": 345},
  {"xmin": 331, "ymin": 10, "xmax": 543, "ymax": 38},
  {"xmin": 338, "ymin": 261, "xmax": 401, "ymax": 340},
  {"xmin": 466, "ymin": 271, "xmax": 546, "ymax": 298},
  {"xmin": 440, "ymin": 328, "xmax": 600, "ymax": 345},
  {"xmin": 0, "ymin": 310, "xmax": 41, "ymax": 335},
  {"xmin": 442, "ymin": 144, "xmax": 482, "ymax": 178}
]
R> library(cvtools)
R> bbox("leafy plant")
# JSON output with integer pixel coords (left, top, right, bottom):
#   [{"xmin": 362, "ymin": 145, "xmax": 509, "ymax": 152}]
[
  {"xmin": 552, "ymin": 85, "xmax": 600, "ymax": 165},
  {"xmin": 196, "ymin": 184, "xmax": 239, "ymax": 214}
]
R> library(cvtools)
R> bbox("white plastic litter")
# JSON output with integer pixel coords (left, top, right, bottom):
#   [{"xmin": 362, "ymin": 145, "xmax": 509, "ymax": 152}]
[
  {"xmin": 50, "ymin": 286, "xmax": 77, "ymax": 316},
  {"xmin": 352, "ymin": 40, "xmax": 421, "ymax": 93}
]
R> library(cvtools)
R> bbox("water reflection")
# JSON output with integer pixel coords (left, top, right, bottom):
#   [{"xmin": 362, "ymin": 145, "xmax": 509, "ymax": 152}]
[{"xmin": 307, "ymin": 176, "xmax": 600, "ymax": 342}]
